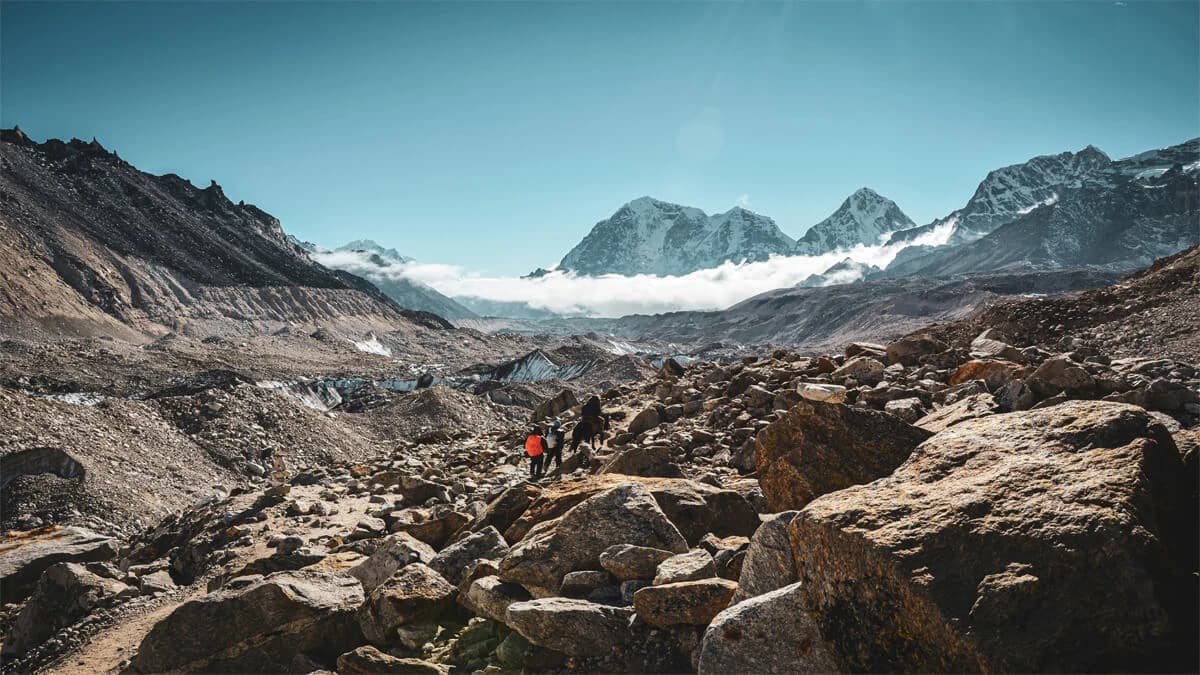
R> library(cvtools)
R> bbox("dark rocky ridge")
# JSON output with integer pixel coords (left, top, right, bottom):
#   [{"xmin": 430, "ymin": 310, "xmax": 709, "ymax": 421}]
[{"xmin": 0, "ymin": 127, "xmax": 445, "ymax": 335}]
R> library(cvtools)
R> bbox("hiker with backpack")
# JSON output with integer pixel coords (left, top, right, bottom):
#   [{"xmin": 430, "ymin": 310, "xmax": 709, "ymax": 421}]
[
  {"xmin": 544, "ymin": 419, "xmax": 566, "ymax": 472},
  {"xmin": 524, "ymin": 425, "xmax": 547, "ymax": 479}
]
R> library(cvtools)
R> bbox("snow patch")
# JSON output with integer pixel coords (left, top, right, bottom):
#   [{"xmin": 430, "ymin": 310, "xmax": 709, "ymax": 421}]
[{"xmin": 351, "ymin": 334, "xmax": 392, "ymax": 357}]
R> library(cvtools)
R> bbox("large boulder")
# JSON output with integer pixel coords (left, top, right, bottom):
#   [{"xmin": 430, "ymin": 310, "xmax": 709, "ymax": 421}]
[
  {"xmin": 948, "ymin": 359, "xmax": 1024, "ymax": 390},
  {"xmin": 633, "ymin": 578, "xmax": 737, "ymax": 627},
  {"xmin": 914, "ymin": 392, "xmax": 999, "ymax": 433},
  {"xmin": 129, "ymin": 571, "xmax": 365, "ymax": 672},
  {"xmin": 788, "ymin": 401, "xmax": 1195, "ymax": 672},
  {"xmin": 428, "ymin": 526, "xmax": 508, "ymax": 586},
  {"xmin": 627, "ymin": 406, "xmax": 662, "ymax": 436},
  {"xmin": 504, "ymin": 475, "xmax": 758, "ymax": 546},
  {"xmin": 698, "ymin": 583, "xmax": 840, "ymax": 674},
  {"xmin": 600, "ymin": 445, "xmax": 681, "ymax": 478},
  {"xmin": 532, "ymin": 389, "xmax": 578, "ymax": 423},
  {"xmin": 969, "ymin": 331, "xmax": 1023, "ymax": 361},
  {"xmin": 1026, "ymin": 355, "xmax": 1096, "ymax": 398},
  {"xmin": 0, "ymin": 526, "xmax": 117, "ymax": 602},
  {"xmin": 730, "ymin": 511, "xmax": 798, "ymax": 604},
  {"xmin": 357, "ymin": 563, "xmax": 457, "ymax": 646},
  {"xmin": 464, "ymin": 483, "xmax": 541, "ymax": 543},
  {"xmin": 498, "ymin": 483, "xmax": 688, "ymax": 597},
  {"xmin": 504, "ymin": 598, "xmax": 634, "ymax": 656},
  {"xmin": 461, "ymin": 575, "xmax": 531, "ymax": 623},
  {"xmin": 4, "ymin": 562, "xmax": 130, "ymax": 656},
  {"xmin": 830, "ymin": 356, "xmax": 885, "ymax": 385},
  {"xmin": 653, "ymin": 549, "xmax": 715, "ymax": 585},
  {"xmin": 796, "ymin": 382, "xmax": 847, "ymax": 404},
  {"xmin": 599, "ymin": 544, "xmax": 676, "ymax": 581},
  {"xmin": 885, "ymin": 334, "xmax": 947, "ymax": 366},
  {"xmin": 348, "ymin": 532, "xmax": 437, "ymax": 593},
  {"xmin": 754, "ymin": 402, "xmax": 931, "ymax": 511}
]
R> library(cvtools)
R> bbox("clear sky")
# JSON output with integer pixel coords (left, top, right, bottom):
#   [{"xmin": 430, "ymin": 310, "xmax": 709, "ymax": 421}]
[{"xmin": 3, "ymin": 1, "xmax": 1197, "ymax": 275}]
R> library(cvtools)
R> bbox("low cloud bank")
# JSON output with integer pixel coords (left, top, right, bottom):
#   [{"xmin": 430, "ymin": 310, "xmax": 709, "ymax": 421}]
[{"xmin": 313, "ymin": 222, "xmax": 953, "ymax": 318}]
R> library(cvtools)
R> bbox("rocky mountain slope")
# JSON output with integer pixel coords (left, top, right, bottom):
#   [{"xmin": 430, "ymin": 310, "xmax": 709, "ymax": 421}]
[
  {"xmin": 793, "ymin": 187, "xmax": 914, "ymax": 255},
  {"xmin": 596, "ymin": 268, "xmax": 1120, "ymax": 350},
  {"xmin": 886, "ymin": 138, "xmax": 1199, "ymax": 275},
  {"xmin": 1, "ymin": 250, "xmax": 1194, "ymax": 673},
  {"xmin": 0, "ymin": 128, "xmax": 439, "ymax": 337},
  {"xmin": 558, "ymin": 197, "xmax": 795, "ymax": 276}
]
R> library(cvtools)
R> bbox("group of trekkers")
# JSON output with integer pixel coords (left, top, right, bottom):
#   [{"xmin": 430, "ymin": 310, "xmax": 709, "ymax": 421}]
[{"xmin": 523, "ymin": 394, "xmax": 605, "ymax": 479}]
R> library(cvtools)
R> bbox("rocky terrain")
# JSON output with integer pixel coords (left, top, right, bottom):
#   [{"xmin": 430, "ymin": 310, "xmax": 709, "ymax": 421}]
[{"xmin": 1, "ymin": 248, "xmax": 1196, "ymax": 674}]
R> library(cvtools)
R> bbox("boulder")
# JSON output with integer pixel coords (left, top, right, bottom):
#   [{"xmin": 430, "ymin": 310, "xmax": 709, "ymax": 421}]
[
  {"xmin": 0, "ymin": 526, "xmax": 117, "ymax": 602},
  {"xmin": 754, "ymin": 402, "xmax": 931, "ymax": 511},
  {"xmin": 885, "ymin": 334, "xmax": 948, "ymax": 366},
  {"xmin": 129, "ymin": 571, "xmax": 364, "ymax": 673},
  {"xmin": 969, "ymin": 333, "xmax": 1023, "ymax": 362},
  {"xmin": 504, "ymin": 475, "xmax": 758, "ymax": 546},
  {"xmin": 498, "ymin": 483, "xmax": 688, "ymax": 597},
  {"xmin": 504, "ymin": 598, "xmax": 634, "ymax": 656},
  {"xmin": 465, "ymin": 483, "xmax": 540, "ymax": 543},
  {"xmin": 948, "ymin": 359, "xmax": 1024, "ymax": 390},
  {"xmin": 461, "ymin": 575, "xmax": 531, "ymax": 623},
  {"xmin": 653, "ymin": 549, "xmax": 715, "ymax": 585},
  {"xmin": 348, "ymin": 532, "xmax": 437, "ymax": 593},
  {"xmin": 658, "ymin": 358, "xmax": 686, "ymax": 379},
  {"xmin": 829, "ymin": 356, "xmax": 885, "ymax": 385},
  {"xmin": 532, "ymin": 388, "xmax": 579, "ymax": 423},
  {"xmin": 796, "ymin": 382, "xmax": 847, "ymax": 404},
  {"xmin": 428, "ymin": 526, "xmax": 508, "ymax": 586},
  {"xmin": 391, "ymin": 508, "xmax": 470, "ymax": 549},
  {"xmin": 1026, "ymin": 355, "xmax": 1096, "ymax": 398},
  {"xmin": 883, "ymin": 397, "xmax": 926, "ymax": 422},
  {"xmin": 399, "ymin": 476, "xmax": 451, "ymax": 504},
  {"xmin": 599, "ymin": 544, "xmax": 676, "ymax": 581},
  {"xmin": 914, "ymin": 392, "xmax": 999, "ymax": 433},
  {"xmin": 845, "ymin": 341, "xmax": 887, "ymax": 359},
  {"xmin": 789, "ymin": 401, "xmax": 1194, "ymax": 672},
  {"xmin": 627, "ymin": 406, "xmax": 663, "ymax": 436},
  {"xmin": 337, "ymin": 646, "xmax": 449, "ymax": 674},
  {"xmin": 730, "ymin": 511, "xmax": 798, "ymax": 604},
  {"xmin": 600, "ymin": 445, "xmax": 682, "ymax": 478},
  {"xmin": 697, "ymin": 583, "xmax": 843, "ymax": 674},
  {"xmin": 633, "ymin": 578, "xmax": 737, "ymax": 627},
  {"xmin": 4, "ymin": 562, "xmax": 130, "ymax": 656},
  {"xmin": 357, "ymin": 563, "xmax": 457, "ymax": 646}
]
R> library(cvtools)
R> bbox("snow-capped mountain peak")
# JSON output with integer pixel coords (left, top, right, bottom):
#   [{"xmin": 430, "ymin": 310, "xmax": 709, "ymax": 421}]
[
  {"xmin": 558, "ymin": 197, "xmax": 794, "ymax": 276},
  {"xmin": 794, "ymin": 188, "xmax": 915, "ymax": 255},
  {"xmin": 336, "ymin": 239, "xmax": 411, "ymax": 264}
]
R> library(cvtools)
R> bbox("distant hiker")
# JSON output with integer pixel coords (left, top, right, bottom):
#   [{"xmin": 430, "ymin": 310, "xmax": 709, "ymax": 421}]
[
  {"xmin": 545, "ymin": 419, "xmax": 566, "ymax": 471},
  {"xmin": 524, "ymin": 426, "xmax": 547, "ymax": 479}
]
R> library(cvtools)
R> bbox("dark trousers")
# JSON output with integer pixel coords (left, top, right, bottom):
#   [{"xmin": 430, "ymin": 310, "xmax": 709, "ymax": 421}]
[
  {"xmin": 529, "ymin": 454, "xmax": 544, "ymax": 478},
  {"xmin": 545, "ymin": 447, "xmax": 563, "ymax": 471}
]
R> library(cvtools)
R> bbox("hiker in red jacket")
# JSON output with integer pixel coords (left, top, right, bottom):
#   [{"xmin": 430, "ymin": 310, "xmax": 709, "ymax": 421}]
[{"xmin": 524, "ymin": 426, "xmax": 547, "ymax": 479}]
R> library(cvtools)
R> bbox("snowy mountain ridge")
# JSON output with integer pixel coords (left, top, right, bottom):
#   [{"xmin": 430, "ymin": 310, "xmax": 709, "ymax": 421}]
[
  {"xmin": 557, "ymin": 196, "xmax": 796, "ymax": 276},
  {"xmin": 794, "ymin": 187, "xmax": 915, "ymax": 256}
]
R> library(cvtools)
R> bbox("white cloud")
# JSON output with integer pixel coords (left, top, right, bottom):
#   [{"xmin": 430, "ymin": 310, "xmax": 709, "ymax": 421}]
[
  {"xmin": 736, "ymin": 193, "xmax": 751, "ymax": 207},
  {"xmin": 313, "ymin": 221, "xmax": 955, "ymax": 318}
]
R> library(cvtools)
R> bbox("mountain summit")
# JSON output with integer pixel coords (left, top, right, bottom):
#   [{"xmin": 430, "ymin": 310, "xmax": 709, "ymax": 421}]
[
  {"xmin": 794, "ymin": 188, "xmax": 915, "ymax": 256},
  {"xmin": 557, "ymin": 197, "xmax": 795, "ymax": 276}
]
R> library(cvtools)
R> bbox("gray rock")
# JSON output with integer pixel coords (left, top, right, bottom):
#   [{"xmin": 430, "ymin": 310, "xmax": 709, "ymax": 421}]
[
  {"xmin": 428, "ymin": 526, "xmax": 508, "ymax": 586},
  {"xmin": 653, "ymin": 549, "xmax": 715, "ymax": 585},
  {"xmin": 0, "ymin": 526, "xmax": 117, "ymax": 602},
  {"xmin": 461, "ymin": 574, "xmax": 531, "ymax": 623},
  {"xmin": 599, "ymin": 544, "xmax": 675, "ymax": 581},
  {"xmin": 730, "ymin": 511, "xmax": 798, "ymax": 604},
  {"xmin": 698, "ymin": 583, "xmax": 840, "ymax": 674},
  {"xmin": 4, "ymin": 562, "xmax": 130, "ymax": 656},
  {"xmin": 357, "ymin": 563, "xmax": 456, "ymax": 646},
  {"xmin": 504, "ymin": 598, "xmax": 635, "ymax": 656},
  {"xmin": 633, "ymin": 578, "xmax": 737, "ymax": 627},
  {"xmin": 129, "ymin": 571, "xmax": 364, "ymax": 673},
  {"xmin": 348, "ymin": 532, "xmax": 437, "ymax": 594}
]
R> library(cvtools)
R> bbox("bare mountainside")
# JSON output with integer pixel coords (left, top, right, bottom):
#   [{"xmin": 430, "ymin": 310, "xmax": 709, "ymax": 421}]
[
  {"xmin": 0, "ymin": 128, "xmax": 444, "ymax": 338},
  {"xmin": 594, "ymin": 268, "xmax": 1120, "ymax": 351}
]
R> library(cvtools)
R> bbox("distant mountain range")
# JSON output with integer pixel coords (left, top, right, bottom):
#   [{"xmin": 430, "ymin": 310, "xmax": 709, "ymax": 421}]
[
  {"xmin": 299, "ymin": 240, "xmax": 478, "ymax": 320},
  {"xmin": 549, "ymin": 137, "xmax": 1198, "ymax": 284}
]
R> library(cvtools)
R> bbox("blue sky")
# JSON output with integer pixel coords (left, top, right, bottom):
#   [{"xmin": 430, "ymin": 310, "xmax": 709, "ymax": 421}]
[{"xmin": 3, "ymin": 1, "xmax": 1197, "ymax": 275}]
